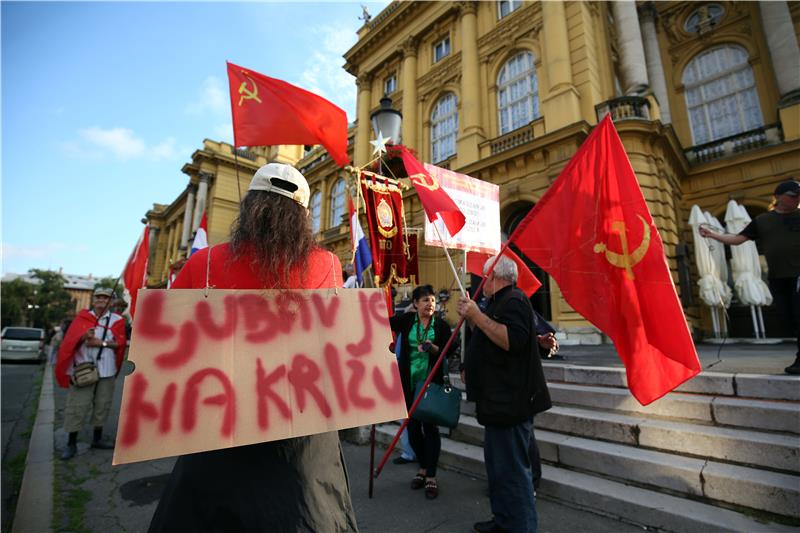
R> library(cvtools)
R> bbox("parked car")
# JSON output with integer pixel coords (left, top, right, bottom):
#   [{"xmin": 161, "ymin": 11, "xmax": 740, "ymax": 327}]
[{"xmin": 1, "ymin": 327, "xmax": 45, "ymax": 362}]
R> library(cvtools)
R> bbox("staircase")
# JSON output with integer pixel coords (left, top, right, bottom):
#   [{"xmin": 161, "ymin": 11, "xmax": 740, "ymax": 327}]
[{"xmin": 374, "ymin": 363, "xmax": 800, "ymax": 532}]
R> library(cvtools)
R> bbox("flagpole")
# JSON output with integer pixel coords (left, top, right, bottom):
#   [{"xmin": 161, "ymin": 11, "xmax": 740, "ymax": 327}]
[
  {"xmin": 373, "ymin": 243, "xmax": 510, "ymax": 479},
  {"xmin": 431, "ymin": 217, "xmax": 466, "ymax": 297}
]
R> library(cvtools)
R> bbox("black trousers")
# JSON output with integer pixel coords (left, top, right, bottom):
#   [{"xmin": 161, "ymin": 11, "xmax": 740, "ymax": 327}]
[
  {"xmin": 769, "ymin": 277, "xmax": 800, "ymax": 357},
  {"xmin": 407, "ymin": 418, "xmax": 441, "ymax": 477}
]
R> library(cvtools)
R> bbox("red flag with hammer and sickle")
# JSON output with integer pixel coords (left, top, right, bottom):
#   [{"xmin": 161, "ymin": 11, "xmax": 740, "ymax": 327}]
[
  {"xmin": 398, "ymin": 146, "xmax": 466, "ymax": 237},
  {"xmin": 226, "ymin": 61, "xmax": 349, "ymax": 167},
  {"xmin": 507, "ymin": 115, "xmax": 699, "ymax": 405}
]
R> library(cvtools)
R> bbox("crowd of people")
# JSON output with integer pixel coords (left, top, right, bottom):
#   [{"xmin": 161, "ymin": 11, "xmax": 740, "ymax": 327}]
[{"xmin": 50, "ymin": 162, "xmax": 797, "ymax": 532}]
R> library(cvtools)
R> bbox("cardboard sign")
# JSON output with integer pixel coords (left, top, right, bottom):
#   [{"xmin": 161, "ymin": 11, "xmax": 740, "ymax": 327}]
[
  {"xmin": 423, "ymin": 163, "xmax": 501, "ymax": 254},
  {"xmin": 113, "ymin": 288, "xmax": 406, "ymax": 465}
]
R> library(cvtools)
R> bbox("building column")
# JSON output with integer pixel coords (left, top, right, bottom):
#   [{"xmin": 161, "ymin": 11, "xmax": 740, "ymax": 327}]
[
  {"xmin": 457, "ymin": 1, "xmax": 483, "ymax": 165},
  {"xmin": 179, "ymin": 183, "xmax": 196, "ymax": 250},
  {"xmin": 355, "ymin": 73, "xmax": 373, "ymax": 166},
  {"xmin": 759, "ymin": 1, "xmax": 800, "ymax": 104},
  {"xmin": 192, "ymin": 172, "xmax": 211, "ymax": 232},
  {"xmin": 540, "ymin": 0, "xmax": 581, "ymax": 130},
  {"xmin": 148, "ymin": 225, "xmax": 159, "ymax": 278},
  {"xmin": 639, "ymin": 2, "xmax": 670, "ymax": 123},
  {"xmin": 612, "ymin": 0, "xmax": 649, "ymax": 95},
  {"xmin": 401, "ymin": 36, "xmax": 419, "ymax": 149}
]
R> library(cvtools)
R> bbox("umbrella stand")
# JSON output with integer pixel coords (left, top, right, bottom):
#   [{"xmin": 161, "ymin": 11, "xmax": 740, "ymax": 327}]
[
  {"xmin": 749, "ymin": 306, "xmax": 761, "ymax": 339},
  {"xmin": 757, "ymin": 306, "xmax": 767, "ymax": 338},
  {"xmin": 710, "ymin": 307, "xmax": 721, "ymax": 338}
]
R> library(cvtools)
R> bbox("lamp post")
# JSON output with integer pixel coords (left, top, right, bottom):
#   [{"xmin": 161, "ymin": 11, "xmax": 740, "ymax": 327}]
[{"xmin": 369, "ymin": 96, "xmax": 402, "ymax": 143}]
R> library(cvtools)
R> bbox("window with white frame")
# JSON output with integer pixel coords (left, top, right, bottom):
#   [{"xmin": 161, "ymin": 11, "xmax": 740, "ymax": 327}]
[
  {"xmin": 497, "ymin": 51, "xmax": 540, "ymax": 135},
  {"xmin": 433, "ymin": 36, "xmax": 450, "ymax": 63},
  {"xmin": 682, "ymin": 45, "xmax": 763, "ymax": 145},
  {"xmin": 329, "ymin": 180, "xmax": 346, "ymax": 227},
  {"xmin": 431, "ymin": 93, "xmax": 458, "ymax": 163},
  {"xmin": 498, "ymin": 0, "xmax": 522, "ymax": 19},
  {"xmin": 310, "ymin": 191, "xmax": 321, "ymax": 233},
  {"xmin": 384, "ymin": 74, "xmax": 397, "ymax": 95}
]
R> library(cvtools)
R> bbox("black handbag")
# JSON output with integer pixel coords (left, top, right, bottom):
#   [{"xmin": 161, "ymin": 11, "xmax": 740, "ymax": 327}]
[{"xmin": 411, "ymin": 358, "xmax": 462, "ymax": 428}]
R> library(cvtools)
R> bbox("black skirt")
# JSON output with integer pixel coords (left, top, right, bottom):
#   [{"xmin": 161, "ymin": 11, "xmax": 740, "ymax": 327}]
[{"xmin": 148, "ymin": 432, "xmax": 358, "ymax": 533}]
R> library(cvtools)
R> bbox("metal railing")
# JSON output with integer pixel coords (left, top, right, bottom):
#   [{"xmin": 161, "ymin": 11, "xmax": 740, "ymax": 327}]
[
  {"xmin": 684, "ymin": 124, "xmax": 782, "ymax": 165},
  {"xmin": 595, "ymin": 96, "xmax": 651, "ymax": 122}
]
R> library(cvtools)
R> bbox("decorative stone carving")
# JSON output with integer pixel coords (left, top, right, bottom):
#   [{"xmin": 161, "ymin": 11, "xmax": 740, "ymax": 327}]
[
  {"xmin": 356, "ymin": 72, "xmax": 374, "ymax": 89},
  {"xmin": 456, "ymin": 1, "xmax": 477, "ymax": 17},
  {"xmin": 400, "ymin": 35, "xmax": 419, "ymax": 57}
]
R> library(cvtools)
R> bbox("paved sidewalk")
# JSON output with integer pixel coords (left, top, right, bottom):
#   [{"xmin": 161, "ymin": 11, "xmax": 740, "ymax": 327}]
[{"xmin": 16, "ymin": 341, "xmax": 797, "ymax": 532}]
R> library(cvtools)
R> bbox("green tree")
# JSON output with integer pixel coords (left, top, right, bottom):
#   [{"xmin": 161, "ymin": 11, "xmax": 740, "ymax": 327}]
[
  {"xmin": 27, "ymin": 269, "xmax": 75, "ymax": 331},
  {"xmin": 1, "ymin": 278, "xmax": 34, "ymax": 327}
]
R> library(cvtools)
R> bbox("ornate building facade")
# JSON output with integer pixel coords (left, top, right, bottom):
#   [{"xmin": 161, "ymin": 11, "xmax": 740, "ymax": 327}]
[{"xmin": 147, "ymin": 1, "xmax": 800, "ymax": 341}]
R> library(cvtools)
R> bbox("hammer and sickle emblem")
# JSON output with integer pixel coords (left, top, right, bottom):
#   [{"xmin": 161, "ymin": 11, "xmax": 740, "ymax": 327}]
[
  {"xmin": 238, "ymin": 74, "xmax": 262, "ymax": 107},
  {"xmin": 408, "ymin": 173, "xmax": 440, "ymax": 192},
  {"xmin": 593, "ymin": 215, "xmax": 651, "ymax": 280}
]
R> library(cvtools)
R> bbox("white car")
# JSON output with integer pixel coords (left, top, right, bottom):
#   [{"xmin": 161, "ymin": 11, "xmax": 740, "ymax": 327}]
[{"xmin": 1, "ymin": 327, "xmax": 45, "ymax": 362}]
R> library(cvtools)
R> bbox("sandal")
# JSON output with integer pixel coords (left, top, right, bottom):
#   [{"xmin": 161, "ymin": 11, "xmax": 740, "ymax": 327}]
[
  {"xmin": 424, "ymin": 478, "xmax": 438, "ymax": 499},
  {"xmin": 411, "ymin": 473, "xmax": 425, "ymax": 490}
]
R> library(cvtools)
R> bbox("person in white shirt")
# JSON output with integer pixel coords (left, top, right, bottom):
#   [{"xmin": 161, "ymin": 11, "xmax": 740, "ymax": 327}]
[{"xmin": 57, "ymin": 287, "xmax": 126, "ymax": 460}]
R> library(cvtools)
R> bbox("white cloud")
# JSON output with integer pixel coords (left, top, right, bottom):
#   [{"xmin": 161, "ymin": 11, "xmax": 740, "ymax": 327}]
[
  {"xmin": 59, "ymin": 127, "xmax": 180, "ymax": 161},
  {"xmin": 185, "ymin": 76, "xmax": 227, "ymax": 115},
  {"xmin": 298, "ymin": 23, "xmax": 358, "ymax": 119},
  {"xmin": 80, "ymin": 127, "xmax": 146, "ymax": 159}
]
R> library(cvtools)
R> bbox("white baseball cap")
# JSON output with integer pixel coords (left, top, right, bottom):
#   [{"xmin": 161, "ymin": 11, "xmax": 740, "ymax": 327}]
[{"xmin": 248, "ymin": 163, "xmax": 310, "ymax": 208}]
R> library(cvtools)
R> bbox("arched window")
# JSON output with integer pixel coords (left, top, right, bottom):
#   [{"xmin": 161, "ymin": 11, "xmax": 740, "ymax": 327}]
[
  {"xmin": 329, "ymin": 180, "xmax": 346, "ymax": 227},
  {"xmin": 682, "ymin": 45, "xmax": 763, "ymax": 145},
  {"xmin": 430, "ymin": 93, "xmax": 458, "ymax": 163},
  {"xmin": 310, "ymin": 191, "xmax": 321, "ymax": 233},
  {"xmin": 497, "ymin": 52, "xmax": 540, "ymax": 135}
]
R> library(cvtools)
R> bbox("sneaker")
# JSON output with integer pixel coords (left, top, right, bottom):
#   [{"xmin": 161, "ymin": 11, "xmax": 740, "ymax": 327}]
[
  {"xmin": 785, "ymin": 357, "xmax": 800, "ymax": 376},
  {"xmin": 61, "ymin": 443, "xmax": 77, "ymax": 461},
  {"xmin": 90, "ymin": 439, "xmax": 115, "ymax": 450}
]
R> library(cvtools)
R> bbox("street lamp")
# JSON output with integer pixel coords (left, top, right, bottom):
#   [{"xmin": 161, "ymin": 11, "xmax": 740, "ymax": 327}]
[{"xmin": 370, "ymin": 96, "xmax": 402, "ymax": 142}]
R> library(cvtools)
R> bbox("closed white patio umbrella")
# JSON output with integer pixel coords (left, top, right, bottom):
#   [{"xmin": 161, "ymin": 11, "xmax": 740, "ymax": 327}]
[
  {"xmin": 689, "ymin": 205, "xmax": 732, "ymax": 338},
  {"xmin": 724, "ymin": 200, "xmax": 773, "ymax": 338}
]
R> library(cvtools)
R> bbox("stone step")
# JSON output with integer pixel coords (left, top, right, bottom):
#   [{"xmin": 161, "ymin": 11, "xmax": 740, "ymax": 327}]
[
  {"xmin": 373, "ymin": 424, "xmax": 796, "ymax": 531},
  {"xmin": 547, "ymin": 382, "xmax": 800, "ymax": 434},
  {"xmin": 535, "ymin": 406, "xmax": 800, "ymax": 473},
  {"xmin": 450, "ymin": 416, "xmax": 799, "ymax": 517},
  {"xmin": 540, "ymin": 364, "xmax": 800, "ymax": 402}
]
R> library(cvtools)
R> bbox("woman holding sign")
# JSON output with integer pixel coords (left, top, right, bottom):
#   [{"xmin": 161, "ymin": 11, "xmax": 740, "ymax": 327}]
[
  {"xmin": 389, "ymin": 285, "xmax": 452, "ymax": 500},
  {"xmin": 148, "ymin": 163, "xmax": 357, "ymax": 532}
]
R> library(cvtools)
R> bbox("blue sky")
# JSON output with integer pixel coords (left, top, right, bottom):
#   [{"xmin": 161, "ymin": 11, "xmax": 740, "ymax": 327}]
[{"xmin": 2, "ymin": 1, "xmax": 388, "ymax": 279}]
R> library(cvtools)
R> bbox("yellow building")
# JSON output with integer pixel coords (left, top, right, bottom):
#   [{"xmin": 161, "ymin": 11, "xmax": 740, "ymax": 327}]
[{"xmin": 147, "ymin": 1, "xmax": 800, "ymax": 341}]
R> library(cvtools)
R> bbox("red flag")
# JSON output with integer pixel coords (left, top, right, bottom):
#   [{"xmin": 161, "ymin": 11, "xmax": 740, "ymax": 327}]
[
  {"xmin": 467, "ymin": 248, "xmax": 542, "ymax": 297},
  {"xmin": 122, "ymin": 225, "xmax": 149, "ymax": 318},
  {"xmin": 227, "ymin": 61, "xmax": 349, "ymax": 167},
  {"xmin": 398, "ymin": 146, "xmax": 466, "ymax": 236},
  {"xmin": 508, "ymin": 115, "xmax": 699, "ymax": 405}
]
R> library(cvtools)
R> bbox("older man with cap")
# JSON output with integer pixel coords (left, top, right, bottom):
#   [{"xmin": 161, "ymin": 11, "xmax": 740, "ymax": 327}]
[
  {"xmin": 148, "ymin": 163, "xmax": 357, "ymax": 532},
  {"xmin": 56, "ymin": 286, "xmax": 127, "ymax": 460},
  {"xmin": 700, "ymin": 179, "xmax": 800, "ymax": 374}
]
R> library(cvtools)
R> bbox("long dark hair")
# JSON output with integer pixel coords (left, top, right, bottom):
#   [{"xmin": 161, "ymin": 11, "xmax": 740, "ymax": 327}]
[{"xmin": 229, "ymin": 191, "xmax": 317, "ymax": 286}]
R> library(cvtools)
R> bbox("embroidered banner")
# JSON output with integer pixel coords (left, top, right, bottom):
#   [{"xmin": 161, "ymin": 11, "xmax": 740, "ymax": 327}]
[{"xmin": 360, "ymin": 172, "xmax": 415, "ymax": 287}]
